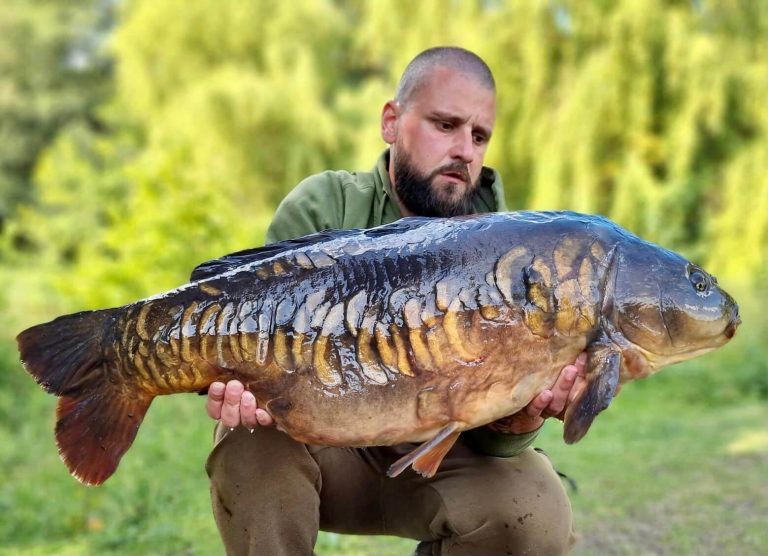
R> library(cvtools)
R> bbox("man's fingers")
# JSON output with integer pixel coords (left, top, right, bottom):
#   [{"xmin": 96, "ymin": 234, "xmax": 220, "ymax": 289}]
[
  {"xmin": 575, "ymin": 351, "xmax": 587, "ymax": 373},
  {"xmin": 207, "ymin": 380, "xmax": 275, "ymax": 430},
  {"xmin": 557, "ymin": 365, "xmax": 578, "ymax": 391},
  {"xmin": 518, "ymin": 352, "xmax": 590, "ymax": 424},
  {"xmin": 205, "ymin": 382, "xmax": 225, "ymax": 420},
  {"xmin": 545, "ymin": 364, "xmax": 580, "ymax": 417},
  {"xmin": 567, "ymin": 352, "xmax": 589, "ymax": 405},
  {"xmin": 219, "ymin": 380, "xmax": 245, "ymax": 428},
  {"xmin": 240, "ymin": 390, "xmax": 258, "ymax": 430},
  {"xmin": 255, "ymin": 408, "xmax": 275, "ymax": 427},
  {"xmin": 525, "ymin": 389, "xmax": 553, "ymax": 418}
]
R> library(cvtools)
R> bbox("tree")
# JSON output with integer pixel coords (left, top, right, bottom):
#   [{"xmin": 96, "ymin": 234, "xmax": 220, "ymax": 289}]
[
  {"xmin": 4, "ymin": 0, "xmax": 767, "ymax": 320},
  {"xmin": 0, "ymin": 0, "xmax": 113, "ymax": 228}
]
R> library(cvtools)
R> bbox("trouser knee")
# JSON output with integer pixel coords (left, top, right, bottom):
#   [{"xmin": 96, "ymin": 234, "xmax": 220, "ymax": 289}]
[
  {"xmin": 206, "ymin": 425, "xmax": 322, "ymax": 556},
  {"xmin": 433, "ymin": 448, "xmax": 574, "ymax": 555}
]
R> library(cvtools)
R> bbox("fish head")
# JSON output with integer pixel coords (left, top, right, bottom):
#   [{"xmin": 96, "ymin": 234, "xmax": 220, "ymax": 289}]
[{"xmin": 610, "ymin": 243, "xmax": 740, "ymax": 366}]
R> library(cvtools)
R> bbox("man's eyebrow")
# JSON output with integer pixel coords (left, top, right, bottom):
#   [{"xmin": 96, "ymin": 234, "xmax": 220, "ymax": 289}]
[
  {"xmin": 429, "ymin": 110, "xmax": 465, "ymax": 124},
  {"xmin": 428, "ymin": 110, "xmax": 492, "ymax": 138}
]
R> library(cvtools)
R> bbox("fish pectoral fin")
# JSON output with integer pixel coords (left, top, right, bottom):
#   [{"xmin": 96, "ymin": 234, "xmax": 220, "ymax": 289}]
[
  {"xmin": 387, "ymin": 422, "xmax": 461, "ymax": 479},
  {"xmin": 563, "ymin": 340, "xmax": 621, "ymax": 444},
  {"xmin": 265, "ymin": 397, "xmax": 292, "ymax": 419}
]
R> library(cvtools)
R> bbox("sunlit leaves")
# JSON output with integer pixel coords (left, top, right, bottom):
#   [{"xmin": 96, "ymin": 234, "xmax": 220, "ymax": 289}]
[{"xmin": 3, "ymin": 0, "xmax": 767, "ymax": 317}]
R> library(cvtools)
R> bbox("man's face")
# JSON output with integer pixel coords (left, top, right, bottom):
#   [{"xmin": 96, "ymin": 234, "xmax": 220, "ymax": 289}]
[{"xmin": 382, "ymin": 66, "xmax": 496, "ymax": 217}]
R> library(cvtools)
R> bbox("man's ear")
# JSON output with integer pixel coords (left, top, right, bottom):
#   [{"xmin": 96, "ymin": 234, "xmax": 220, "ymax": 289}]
[{"xmin": 381, "ymin": 100, "xmax": 399, "ymax": 144}]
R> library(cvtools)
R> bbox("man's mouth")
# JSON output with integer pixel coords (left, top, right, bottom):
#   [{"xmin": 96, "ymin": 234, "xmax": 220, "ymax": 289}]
[
  {"xmin": 442, "ymin": 171, "xmax": 466, "ymax": 182},
  {"xmin": 434, "ymin": 165, "xmax": 470, "ymax": 184}
]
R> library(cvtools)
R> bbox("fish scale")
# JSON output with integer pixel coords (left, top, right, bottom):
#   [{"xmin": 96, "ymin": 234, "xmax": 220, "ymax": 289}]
[
  {"xmin": 17, "ymin": 211, "xmax": 739, "ymax": 485},
  {"xmin": 136, "ymin": 237, "xmax": 592, "ymax": 389}
]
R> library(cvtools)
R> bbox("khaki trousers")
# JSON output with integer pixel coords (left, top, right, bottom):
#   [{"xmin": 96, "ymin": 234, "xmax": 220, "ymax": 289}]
[{"xmin": 207, "ymin": 424, "xmax": 574, "ymax": 556}]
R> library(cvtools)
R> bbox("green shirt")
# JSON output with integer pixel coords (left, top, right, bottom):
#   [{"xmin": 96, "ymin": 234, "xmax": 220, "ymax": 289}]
[{"xmin": 266, "ymin": 150, "xmax": 539, "ymax": 458}]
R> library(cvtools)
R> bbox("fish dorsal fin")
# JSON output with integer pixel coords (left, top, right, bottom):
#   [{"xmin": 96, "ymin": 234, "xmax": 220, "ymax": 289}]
[
  {"xmin": 189, "ymin": 229, "xmax": 362, "ymax": 282},
  {"xmin": 189, "ymin": 217, "xmax": 437, "ymax": 282},
  {"xmin": 360, "ymin": 216, "xmax": 434, "ymax": 238}
]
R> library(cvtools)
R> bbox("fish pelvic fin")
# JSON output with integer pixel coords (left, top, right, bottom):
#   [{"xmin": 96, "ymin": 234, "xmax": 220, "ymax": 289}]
[
  {"xmin": 387, "ymin": 422, "xmax": 461, "ymax": 479},
  {"xmin": 563, "ymin": 339, "xmax": 621, "ymax": 444},
  {"xmin": 17, "ymin": 307, "xmax": 152, "ymax": 485}
]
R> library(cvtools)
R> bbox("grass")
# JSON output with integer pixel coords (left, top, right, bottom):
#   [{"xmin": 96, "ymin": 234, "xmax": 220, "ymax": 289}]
[
  {"xmin": 539, "ymin": 376, "xmax": 768, "ymax": 555},
  {"xmin": 1, "ymin": 326, "xmax": 766, "ymax": 555}
]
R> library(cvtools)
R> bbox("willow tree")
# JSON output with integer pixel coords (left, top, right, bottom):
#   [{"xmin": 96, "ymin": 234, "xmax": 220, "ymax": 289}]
[
  {"xmin": 477, "ymin": 0, "xmax": 768, "ymax": 285},
  {"xmin": 6, "ymin": 0, "xmax": 767, "ymax": 317},
  {"xmin": 340, "ymin": 0, "xmax": 768, "ymax": 284},
  {"xmin": 0, "ymin": 0, "xmax": 112, "ymax": 227}
]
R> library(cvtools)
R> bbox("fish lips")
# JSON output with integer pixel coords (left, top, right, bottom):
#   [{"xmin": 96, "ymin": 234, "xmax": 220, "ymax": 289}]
[{"xmin": 724, "ymin": 311, "xmax": 740, "ymax": 339}]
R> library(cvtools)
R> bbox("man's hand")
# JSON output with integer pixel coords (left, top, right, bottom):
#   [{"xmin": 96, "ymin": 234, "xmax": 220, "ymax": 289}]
[
  {"xmin": 487, "ymin": 352, "xmax": 588, "ymax": 435},
  {"xmin": 206, "ymin": 380, "xmax": 274, "ymax": 429}
]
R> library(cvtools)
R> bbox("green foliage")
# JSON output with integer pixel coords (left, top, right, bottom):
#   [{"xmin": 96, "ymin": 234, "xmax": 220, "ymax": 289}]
[
  {"xmin": 2, "ymin": 0, "xmax": 766, "ymax": 320},
  {"xmin": 0, "ymin": 0, "xmax": 112, "ymax": 225},
  {"xmin": 1, "ymin": 2, "xmax": 767, "ymax": 552},
  {"xmin": 481, "ymin": 0, "xmax": 768, "ymax": 283}
]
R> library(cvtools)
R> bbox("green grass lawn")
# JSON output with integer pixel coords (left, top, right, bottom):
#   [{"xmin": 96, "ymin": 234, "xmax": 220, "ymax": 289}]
[{"xmin": 2, "ymin": 339, "xmax": 766, "ymax": 555}]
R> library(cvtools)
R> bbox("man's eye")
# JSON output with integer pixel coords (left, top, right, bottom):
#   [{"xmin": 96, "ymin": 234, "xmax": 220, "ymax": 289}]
[
  {"xmin": 473, "ymin": 134, "xmax": 487, "ymax": 145},
  {"xmin": 437, "ymin": 121, "xmax": 453, "ymax": 131}
]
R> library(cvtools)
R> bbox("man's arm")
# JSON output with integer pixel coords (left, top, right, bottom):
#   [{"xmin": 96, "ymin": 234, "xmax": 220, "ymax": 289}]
[{"xmin": 264, "ymin": 172, "xmax": 346, "ymax": 244}]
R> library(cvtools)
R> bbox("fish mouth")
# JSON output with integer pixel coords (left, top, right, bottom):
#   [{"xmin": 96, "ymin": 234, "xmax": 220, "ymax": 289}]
[{"xmin": 724, "ymin": 313, "xmax": 740, "ymax": 340}]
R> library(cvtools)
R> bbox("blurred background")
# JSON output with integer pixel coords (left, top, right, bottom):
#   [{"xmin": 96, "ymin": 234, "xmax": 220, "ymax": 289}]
[{"xmin": 1, "ymin": 0, "xmax": 766, "ymax": 554}]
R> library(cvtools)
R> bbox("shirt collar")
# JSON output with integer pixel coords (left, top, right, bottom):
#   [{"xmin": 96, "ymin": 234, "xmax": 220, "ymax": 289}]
[{"xmin": 373, "ymin": 149, "xmax": 402, "ymax": 224}]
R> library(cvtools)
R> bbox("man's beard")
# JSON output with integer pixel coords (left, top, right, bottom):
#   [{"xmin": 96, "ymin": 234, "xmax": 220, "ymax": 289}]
[{"xmin": 392, "ymin": 147, "xmax": 481, "ymax": 218}]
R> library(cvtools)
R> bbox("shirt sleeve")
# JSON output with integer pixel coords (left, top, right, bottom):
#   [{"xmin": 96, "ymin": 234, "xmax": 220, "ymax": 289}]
[
  {"xmin": 462, "ymin": 425, "xmax": 541, "ymax": 457},
  {"xmin": 266, "ymin": 172, "xmax": 345, "ymax": 244}
]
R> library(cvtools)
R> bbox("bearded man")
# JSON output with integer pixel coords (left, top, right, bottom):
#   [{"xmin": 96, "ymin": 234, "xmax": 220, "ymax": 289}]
[{"xmin": 205, "ymin": 47, "xmax": 584, "ymax": 556}]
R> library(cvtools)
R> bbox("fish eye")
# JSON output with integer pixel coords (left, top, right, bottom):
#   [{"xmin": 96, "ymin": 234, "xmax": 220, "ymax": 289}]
[{"xmin": 689, "ymin": 270, "xmax": 708, "ymax": 293}]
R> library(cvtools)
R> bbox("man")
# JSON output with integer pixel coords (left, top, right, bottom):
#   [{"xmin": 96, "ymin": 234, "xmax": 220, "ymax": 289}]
[{"xmin": 205, "ymin": 47, "xmax": 585, "ymax": 555}]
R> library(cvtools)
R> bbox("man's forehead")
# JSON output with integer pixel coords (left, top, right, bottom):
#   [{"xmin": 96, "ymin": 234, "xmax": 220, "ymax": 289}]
[
  {"xmin": 410, "ymin": 66, "xmax": 496, "ymax": 122},
  {"xmin": 417, "ymin": 65, "xmax": 494, "ymax": 94}
]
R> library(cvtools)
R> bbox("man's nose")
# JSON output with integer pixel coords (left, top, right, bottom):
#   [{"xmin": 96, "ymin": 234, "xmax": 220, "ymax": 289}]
[{"xmin": 449, "ymin": 128, "xmax": 474, "ymax": 163}]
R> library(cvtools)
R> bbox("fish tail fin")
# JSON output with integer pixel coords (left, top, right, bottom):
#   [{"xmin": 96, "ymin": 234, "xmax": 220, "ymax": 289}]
[
  {"xmin": 17, "ymin": 308, "xmax": 119, "ymax": 395},
  {"xmin": 55, "ymin": 390, "xmax": 152, "ymax": 485},
  {"xmin": 17, "ymin": 308, "xmax": 153, "ymax": 485}
]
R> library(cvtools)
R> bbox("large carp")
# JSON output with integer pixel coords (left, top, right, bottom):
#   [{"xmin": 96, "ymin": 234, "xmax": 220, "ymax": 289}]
[{"xmin": 17, "ymin": 211, "xmax": 739, "ymax": 485}]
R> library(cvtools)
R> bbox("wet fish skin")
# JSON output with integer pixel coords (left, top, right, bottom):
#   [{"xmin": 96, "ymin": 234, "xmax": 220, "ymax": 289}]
[{"xmin": 16, "ymin": 211, "xmax": 740, "ymax": 485}]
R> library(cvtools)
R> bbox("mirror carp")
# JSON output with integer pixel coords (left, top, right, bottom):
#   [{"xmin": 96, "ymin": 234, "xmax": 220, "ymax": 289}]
[{"xmin": 17, "ymin": 211, "xmax": 740, "ymax": 485}]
